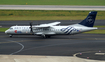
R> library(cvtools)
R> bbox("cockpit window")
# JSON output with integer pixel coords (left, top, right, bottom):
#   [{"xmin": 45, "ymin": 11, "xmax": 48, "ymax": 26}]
[{"xmin": 9, "ymin": 28, "xmax": 13, "ymax": 30}]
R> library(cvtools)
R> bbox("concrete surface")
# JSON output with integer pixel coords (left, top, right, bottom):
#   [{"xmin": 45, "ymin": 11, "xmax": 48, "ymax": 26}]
[
  {"xmin": 0, "ymin": 5, "xmax": 105, "ymax": 10},
  {"xmin": 0, "ymin": 55, "xmax": 105, "ymax": 62}
]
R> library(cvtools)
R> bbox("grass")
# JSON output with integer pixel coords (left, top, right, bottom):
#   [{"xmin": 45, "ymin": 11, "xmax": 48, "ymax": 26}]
[
  {"xmin": 0, "ymin": 16, "xmax": 87, "ymax": 20},
  {"xmin": 85, "ymin": 30, "xmax": 105, "ymax": 34},
  {"xmin": 0, "ymin": 10, "xmax": 105, "ymax": 20},
  {"xmin": 0, "ymin": 16, "xmax": 105, "ymax": 20},
  {"xmin": 0, "ymin": 0, "xmax": 105, "ymax": 5},
  {"xmin": 0, "ymin": 28, "xmax": 8, "ymax": 32},
  {"xmin": 95, "ymin": 25, "xmax": 105, "ymax": 27}
]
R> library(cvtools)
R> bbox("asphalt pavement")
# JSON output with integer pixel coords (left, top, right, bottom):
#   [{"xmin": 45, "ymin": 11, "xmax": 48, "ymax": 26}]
[{"xmin": 0, "ymin": 32, "xmax": 105, "ymax": 60}]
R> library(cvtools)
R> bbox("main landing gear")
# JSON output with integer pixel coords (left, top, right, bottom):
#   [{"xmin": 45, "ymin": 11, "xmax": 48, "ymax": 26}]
[
  {"xmin": 45, "ymin": 35, "xmax": 51, "ymax": 38},
  {"xmin": 42, "ymin": 35, "xmax": 51, "ymax": 38}
]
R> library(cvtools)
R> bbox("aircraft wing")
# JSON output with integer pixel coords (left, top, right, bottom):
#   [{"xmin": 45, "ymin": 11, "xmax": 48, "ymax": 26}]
[
  {"xmin": 33, "ymin": 22, "xmax": 61, "ymax": 28},
  {"xmin": 47, "ymin": 22, "xmax": 61, "ymax": 26}
]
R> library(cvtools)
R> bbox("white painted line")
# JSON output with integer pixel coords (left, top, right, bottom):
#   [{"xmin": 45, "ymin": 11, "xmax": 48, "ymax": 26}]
[
  {"xmin": 0, "ymin": 26, "xmax": 2, "ymax": 27},
  {"xmin": 8, "ymin": 40, "xmax": 24, "ymax": 55},
  {"xmin": 1, "ymin": 8, "xmax": 105, "ymax": 10},
  {"xmin": 95, "ymin": 53, "xmax": 105, "ymax": 55},
  {"xmin": 0, "ymin": 5, "xmax": 105, "ymax": 10}
]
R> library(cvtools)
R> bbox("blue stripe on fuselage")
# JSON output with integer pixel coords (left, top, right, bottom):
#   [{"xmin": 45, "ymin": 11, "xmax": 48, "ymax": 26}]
[{"xmin": 61, "ymin": 26, "xmax": 79, "ymax": 34}]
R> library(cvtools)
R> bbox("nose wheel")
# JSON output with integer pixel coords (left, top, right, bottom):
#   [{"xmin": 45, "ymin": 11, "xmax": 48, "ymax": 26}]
[{"xmin": 9, "ymin": 35, "xmax": 13, "ymax": 37}]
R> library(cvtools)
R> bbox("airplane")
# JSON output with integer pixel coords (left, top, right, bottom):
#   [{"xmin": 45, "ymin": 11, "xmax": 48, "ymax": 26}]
[{"xmin": 5, "ymin": 11, "xmax": 97, "ymax": 38}]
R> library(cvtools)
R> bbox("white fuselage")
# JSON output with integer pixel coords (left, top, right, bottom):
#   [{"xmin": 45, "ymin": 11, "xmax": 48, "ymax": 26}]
[{"xmin": 5, "ymin": 24, "xmax": 97, "ymax": 36}]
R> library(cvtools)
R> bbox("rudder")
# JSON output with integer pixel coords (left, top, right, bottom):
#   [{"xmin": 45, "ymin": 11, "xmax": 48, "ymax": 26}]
[{"xmin": 79, "ymin": 11, "xmax": 97, "ymax": 27}]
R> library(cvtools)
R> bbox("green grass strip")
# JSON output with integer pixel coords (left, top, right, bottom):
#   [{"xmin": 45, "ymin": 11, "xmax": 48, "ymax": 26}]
[
  {"xmin": 0, "ymin": 10, "xmax": 105, "ymax": 20},
  {"xmin": 84, "ymin": 30, "xmax": 105, "ymax": 34},
  {"xmin": 0, "ymin": 28, "xmax": 8, "ymax": 32},
  {"xmin": 94, "ymin": 26, "xmax": 105, "ymax": 28},
  {"xmin": 0, "ymin": 0, "xmax": 105, "ymax": 5},
  {"xmin": 0, "ymin": 16, "xmax": 105, "ymax": 20}
]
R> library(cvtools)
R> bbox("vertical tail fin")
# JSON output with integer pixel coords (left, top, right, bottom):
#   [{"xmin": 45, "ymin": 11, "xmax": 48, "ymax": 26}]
[{"xmin": 79, "ymin": 11, "xmax": 97, "ymax": 27}]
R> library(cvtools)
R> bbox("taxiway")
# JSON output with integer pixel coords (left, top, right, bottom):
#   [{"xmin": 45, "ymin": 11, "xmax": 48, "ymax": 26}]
[{"xmin": 0, "ymin": 32, "xmax": 105, "ymax": 60}]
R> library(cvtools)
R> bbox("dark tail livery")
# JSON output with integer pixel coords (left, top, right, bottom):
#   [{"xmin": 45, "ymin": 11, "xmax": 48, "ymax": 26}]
[{"xmin": 79, "ymin": 11, "xmax": 97, "ymax": 27}]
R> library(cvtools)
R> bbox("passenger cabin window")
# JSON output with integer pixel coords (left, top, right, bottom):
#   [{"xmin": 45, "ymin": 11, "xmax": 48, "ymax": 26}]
[{"xmin": 13, "ymin": 27, "xmax": 30, "ymax": 29}]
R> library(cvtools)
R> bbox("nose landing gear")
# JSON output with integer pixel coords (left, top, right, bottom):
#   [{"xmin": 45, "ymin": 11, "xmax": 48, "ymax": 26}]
[{"xmin": 9, "ymin": 35, "xmax": 13, "ymax": 37}]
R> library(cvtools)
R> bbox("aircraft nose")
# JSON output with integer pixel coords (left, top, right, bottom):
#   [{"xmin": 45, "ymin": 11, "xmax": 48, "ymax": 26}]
[{"xmin": 5, "ymin": 30, "xmax": 8, "ymax": 34}]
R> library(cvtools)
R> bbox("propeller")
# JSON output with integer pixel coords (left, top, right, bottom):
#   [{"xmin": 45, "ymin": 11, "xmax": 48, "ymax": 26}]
[{"xmin": 30, "ymin": 22, "xmax": 33, "ymax": 33}]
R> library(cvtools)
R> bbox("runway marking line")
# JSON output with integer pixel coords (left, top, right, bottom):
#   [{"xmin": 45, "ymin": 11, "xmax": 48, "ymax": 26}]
[
  {"xmin": 6, "ymin": 40, "xmax": 25, "ymax": 55},
  {"xmin": 73, "ymin": 51, "xmax": 105, "ymax": 61}
]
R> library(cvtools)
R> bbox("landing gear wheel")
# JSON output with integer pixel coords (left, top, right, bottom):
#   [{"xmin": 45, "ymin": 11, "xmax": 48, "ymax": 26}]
[
  {"xmin": 9, "ymin": 35, "xmax": 13, "ymax": 37},
  {"xmin": 41, "ymin": 34, "xmax": 51, "ymax": 38},
  {"xmin": 45, "ymin": 35, "xmax": 51, "ymax": 38}
]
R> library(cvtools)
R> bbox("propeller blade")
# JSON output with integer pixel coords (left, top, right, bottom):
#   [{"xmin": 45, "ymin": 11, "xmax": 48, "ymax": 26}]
[
  {"xmin": 30, "ymin": 22, "xmax": 32, "ymax": 26},
  {"xmin": 29, "ymin": 22, "xmax": 33, "ymax": 33}
]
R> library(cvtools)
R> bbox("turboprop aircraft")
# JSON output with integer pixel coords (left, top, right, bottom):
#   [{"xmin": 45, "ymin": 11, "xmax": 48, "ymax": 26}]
[{"xmin": 5, "ymin": 11, "xmax": 97, "ymax": 38}]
